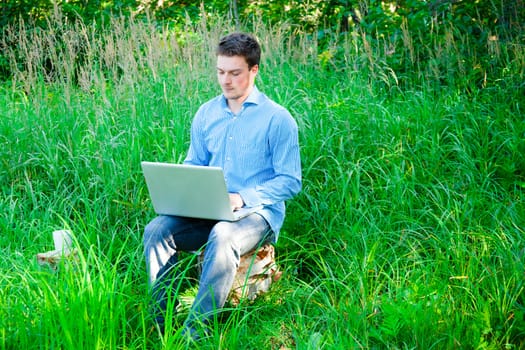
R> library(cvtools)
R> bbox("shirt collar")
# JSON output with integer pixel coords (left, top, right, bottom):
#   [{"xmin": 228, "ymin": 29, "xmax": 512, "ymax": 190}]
[
  {"xmin": 221, "ymin": 86, "xmax": 262, "ymax": 111},
  {"xmin": 244, "ymin": 86, "xmax": 262, "ymax": 106}
]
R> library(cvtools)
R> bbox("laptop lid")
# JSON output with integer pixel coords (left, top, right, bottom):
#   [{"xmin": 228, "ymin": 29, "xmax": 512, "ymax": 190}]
[{"xmin": 141, "ymin": 161, "xmax": 261, "ymax": 221}]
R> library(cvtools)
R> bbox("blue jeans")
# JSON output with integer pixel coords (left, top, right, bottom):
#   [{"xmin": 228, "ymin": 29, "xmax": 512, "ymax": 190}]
[{"xmin": 143, "ymin": 213, "xmax": 272, "ymax": 332}]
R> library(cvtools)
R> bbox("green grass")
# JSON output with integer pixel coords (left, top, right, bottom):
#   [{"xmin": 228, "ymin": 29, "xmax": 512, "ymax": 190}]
[{"xmin": 0, "ymin": 13, "xmax": 524, "ymax": 350}]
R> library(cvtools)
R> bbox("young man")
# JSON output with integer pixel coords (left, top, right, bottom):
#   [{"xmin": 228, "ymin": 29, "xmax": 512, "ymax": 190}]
[{"xmin": 143, "ymin": 32, "xmax": 302, "ymax": 340}]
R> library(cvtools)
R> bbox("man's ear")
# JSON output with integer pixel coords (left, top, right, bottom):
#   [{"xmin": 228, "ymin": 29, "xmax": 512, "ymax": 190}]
[{"xmin": 251, "ymin": 64, "xmax": 259, "ymax": 75}]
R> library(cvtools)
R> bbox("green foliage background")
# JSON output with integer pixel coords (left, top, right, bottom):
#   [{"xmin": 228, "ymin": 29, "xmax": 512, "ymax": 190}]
[
  {"xmin": 1, "ymin": 0, "xmax": 523, "ymax": 89},
  {"xmin": 1, "ymin": 0, "xmax": 523, "ymax": 32}
]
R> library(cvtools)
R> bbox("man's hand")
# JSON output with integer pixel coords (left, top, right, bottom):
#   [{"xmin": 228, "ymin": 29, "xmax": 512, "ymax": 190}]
[{"xmin": 229, "ymin": 193, "xmax": 244, "ymax": 211}]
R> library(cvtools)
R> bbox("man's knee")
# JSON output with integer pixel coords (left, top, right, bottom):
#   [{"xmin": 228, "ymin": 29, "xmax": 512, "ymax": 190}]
[{"xmin": 208, "ymin": 222, "xmax": 237, "ymax": 247}]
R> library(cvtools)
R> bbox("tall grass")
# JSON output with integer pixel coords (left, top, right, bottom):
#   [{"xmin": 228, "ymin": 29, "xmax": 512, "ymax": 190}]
[{"xmin": 1, "ymin": 11, "xmax": 524, "ymax": 349}]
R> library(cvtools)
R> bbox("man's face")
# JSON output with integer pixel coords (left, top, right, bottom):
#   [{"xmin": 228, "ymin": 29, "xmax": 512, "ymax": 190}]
[{"xmin": 217, "ymin": 55, "xmax": 258, "ymax": 103}]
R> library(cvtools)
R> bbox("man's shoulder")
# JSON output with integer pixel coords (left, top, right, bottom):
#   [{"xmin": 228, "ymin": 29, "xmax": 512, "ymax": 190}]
[
  {"xmin": 265, "ymin": 98, "xmax": 295, "ymax": 122},
  {"xmin": 255, "ymin": 97, "xmax": 297, "ymax": 130},
  {"xmin": 256, "ymin": 92, "xmax": 289, "ymax": 114},
  {"xmin": 200, "ymin": 94, "xmax": 225, "ymax": 109},
  {"xmin": 194, "ymin": 95, "xmax": 225, "ymax": 116}
]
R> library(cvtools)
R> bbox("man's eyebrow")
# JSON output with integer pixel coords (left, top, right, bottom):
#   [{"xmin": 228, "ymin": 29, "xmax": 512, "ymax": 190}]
[{"xmin": 216, "ymin": 67, "xmax": 243, "ymax": 72}]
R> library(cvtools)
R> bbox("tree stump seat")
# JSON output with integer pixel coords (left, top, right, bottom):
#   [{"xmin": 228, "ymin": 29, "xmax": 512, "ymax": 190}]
[{"xmin": 196, "ymin": 243, "xmax": 281, "ymax": 305}]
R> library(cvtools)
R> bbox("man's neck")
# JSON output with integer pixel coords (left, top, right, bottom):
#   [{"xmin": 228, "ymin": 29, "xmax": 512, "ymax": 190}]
[
  {"xmin": 228, "ymin": 98, "xmax": 244, "ymax": 114},
  {"xmin": 227, "ymin": 85, "xmax": 254, "ymax": 114}
]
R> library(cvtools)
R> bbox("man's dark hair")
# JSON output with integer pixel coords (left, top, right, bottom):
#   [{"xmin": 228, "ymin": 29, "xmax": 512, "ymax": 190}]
[{"xmin": 216, "ymin": 32, "xmax": 261, "ymax": 68}]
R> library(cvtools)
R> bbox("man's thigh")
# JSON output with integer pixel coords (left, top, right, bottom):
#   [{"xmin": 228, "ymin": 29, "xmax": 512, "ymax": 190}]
[
  {"xmin": 151, "ymin": 215, "xmax": 217, "ymax": 252},
  {"xmin": 209, "ymin": 213, "xmax": 273, "ymax": 255}
]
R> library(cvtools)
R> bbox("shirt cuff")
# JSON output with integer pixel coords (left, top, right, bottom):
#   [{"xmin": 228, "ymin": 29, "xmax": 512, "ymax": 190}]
[{"xmin": 238, "ymin": 188, "xmax": 261, "ymax": 208}]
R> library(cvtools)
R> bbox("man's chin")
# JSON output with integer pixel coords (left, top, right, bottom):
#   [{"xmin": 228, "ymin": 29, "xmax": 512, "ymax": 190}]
[{"xmin": 223, "ymin": 92, "xmax": 241, "ymax": 100}]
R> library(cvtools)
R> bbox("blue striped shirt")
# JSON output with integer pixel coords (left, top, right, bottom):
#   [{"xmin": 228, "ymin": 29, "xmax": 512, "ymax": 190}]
[{"xmin": 184, "ymin": 86, "xmax": 302, "ymax": 238}]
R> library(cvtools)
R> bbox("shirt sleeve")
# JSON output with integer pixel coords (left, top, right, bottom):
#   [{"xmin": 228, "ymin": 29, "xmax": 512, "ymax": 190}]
[
  {"xmin": 183, "ymin": 106, "xmax": 210, "ymax": 166},
  {"xmin": 239, "ymin": 109, "xmax": 302, "ymax": 207}
]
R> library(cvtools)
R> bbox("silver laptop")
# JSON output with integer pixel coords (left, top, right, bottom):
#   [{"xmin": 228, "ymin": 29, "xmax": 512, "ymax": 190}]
[{"xmin": 141, "ymin": 161, "xmax": 262, "ymax": 221}]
